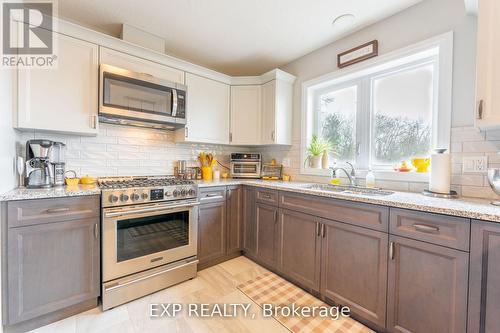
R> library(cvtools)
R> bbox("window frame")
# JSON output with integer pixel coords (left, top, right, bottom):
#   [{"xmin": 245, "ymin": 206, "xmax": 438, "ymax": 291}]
[{"xmin": 300, "ymin": 32, "xmax": 453, "ymax": 181}]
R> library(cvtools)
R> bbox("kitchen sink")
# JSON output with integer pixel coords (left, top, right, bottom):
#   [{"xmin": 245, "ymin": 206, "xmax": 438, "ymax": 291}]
[{"xmin": 303, "ymin": 184, "xmax": 394, "ymax": 196}]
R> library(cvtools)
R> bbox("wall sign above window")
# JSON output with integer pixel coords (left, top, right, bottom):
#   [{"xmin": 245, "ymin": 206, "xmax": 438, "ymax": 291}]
[{"xmin": 337, "ymin": 40, "xmax": 378, "ymax": 68}]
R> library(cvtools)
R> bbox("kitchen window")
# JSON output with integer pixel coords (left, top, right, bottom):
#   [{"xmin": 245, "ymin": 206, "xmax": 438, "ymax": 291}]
[{"xmin": 302, "ymin": 32, "xmax": 453, "ymax": 179}]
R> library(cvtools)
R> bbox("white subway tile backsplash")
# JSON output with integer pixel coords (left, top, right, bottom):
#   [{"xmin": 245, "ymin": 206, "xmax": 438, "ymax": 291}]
[
  {"xmin": 16, "ymin": 124, "xmax": 250, "ymax": 179},
  {"xmin": 462, "ymin": 140, "xmax": 500, "ymax": 153}
]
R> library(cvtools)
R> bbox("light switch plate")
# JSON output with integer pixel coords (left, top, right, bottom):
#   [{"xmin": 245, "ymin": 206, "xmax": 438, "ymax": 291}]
[{"xmin": 462, "ymin": 156, "xmax": 488, "ymax": 173}]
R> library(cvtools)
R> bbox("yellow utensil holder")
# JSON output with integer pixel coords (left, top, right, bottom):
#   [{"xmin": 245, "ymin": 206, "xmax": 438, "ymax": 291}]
[{"xmin": 201, "ymin": 166, "xmax": 213, "ymax": 181}]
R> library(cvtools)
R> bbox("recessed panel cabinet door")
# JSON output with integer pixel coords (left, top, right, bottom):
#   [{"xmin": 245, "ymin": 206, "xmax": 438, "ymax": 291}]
[
  {"xmin": 226, "ymin": 186, "xmax": 242, "ymax": 255},
  {"xmin": 198, "ymin": 201, "xmax": 227, "ymax": 265},
  {"xmin": 242, "ymin": 186, "xmax": 257, "ymax": 256},
  {"xmin": 230, "ymin": 85, "xmax": 262, "ymax": 145},
  {"xmin": 278, "ymin": 209, "xmax": 321, "ymax": 292},
  {"xmin": 475, "ymin": 0, "xmax": 500, "ymax": 129},
  {"xmin": 468, "ymin": 220, "xmax": 500, "ymax": 333},
  {"xmin": 17, "ymin": 32, "xmax": 99, "ymax": 135},
  {"xmin": 255, "ymin": 203, "xmax": 278, "ymax": 269},
  {"xmin": 320, "ymin": 220, "xmax": 388, "ymax": 328},
  {"xmin": 176, "ymin": 73, "xmax": 230, "ymax": 144},
  {"xmin": 7, "ymin": 218, "xmax": 100, "ymax": 325},
  {"xmin": 387, "ymin": 235, "xmax": 468, "ymax": 333}
]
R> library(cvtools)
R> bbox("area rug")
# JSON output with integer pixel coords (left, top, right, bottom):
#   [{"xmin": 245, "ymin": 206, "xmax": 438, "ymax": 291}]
[{"xmin": 237, "ymin": 271, "xmax": 374, "ymax": 333}]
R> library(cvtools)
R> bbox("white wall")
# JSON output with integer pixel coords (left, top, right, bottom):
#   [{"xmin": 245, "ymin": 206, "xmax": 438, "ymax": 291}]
[
  {"xmin": 260, "ymin": 0, "xmax": 488, "ymax": 196},
  {"xmin": 0, "ymin": 69, "xmax": 17, "ymax": 194},
  {"xmin": 283, "ymin": 0, "xmax": 477, "ymax": 136}
]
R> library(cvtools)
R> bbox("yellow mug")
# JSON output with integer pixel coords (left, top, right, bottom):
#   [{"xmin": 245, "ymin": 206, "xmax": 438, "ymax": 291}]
[
  {"xmin": 411, "ymin": 158, "xmax": 430, "ymax": 172},
  {"xmin": 201, "ymin": 166, "xmax": 213, "ymax": 181}
]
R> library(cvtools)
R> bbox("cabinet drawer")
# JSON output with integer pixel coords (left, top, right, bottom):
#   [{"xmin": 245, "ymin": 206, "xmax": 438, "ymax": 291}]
[
  {"xmin": 8, "ymin": 196, "xmax": 100, "ymax": 228},
  {"xmin": 389, "ymin": 208, "xmax": 470, "ymax": 251},
  {"xmin": 279, "ymin": 191, "xmax": 389, "ymax": 232},
  {"xmin": 199, "ymin": 187, "xmax": 226, "ymax": 204},
  {"xmin": 255, "ymin": 188, "xmax": 278, "ymax": 206}
]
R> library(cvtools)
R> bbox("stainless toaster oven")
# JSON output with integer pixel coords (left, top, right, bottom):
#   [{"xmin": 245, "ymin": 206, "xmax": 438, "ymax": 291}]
[{"xmin": 229, "ymin": 153, "xmax": 261, "ymax": 179}]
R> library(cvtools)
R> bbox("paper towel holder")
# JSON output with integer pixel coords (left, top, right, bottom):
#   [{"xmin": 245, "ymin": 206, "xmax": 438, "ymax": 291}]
[{"xmin": 422, "ymin": 189, "xmax": 459, "ymax": 199}]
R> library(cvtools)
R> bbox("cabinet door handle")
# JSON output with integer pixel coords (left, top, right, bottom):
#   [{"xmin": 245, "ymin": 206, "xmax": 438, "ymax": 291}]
[
  {"xmin": 94, "ymin": 223, "xmax": 99, "ymax": 239},
  {"xmin": 321, "ymin": 224, "xmax": 325, "ymax": 238},
  {"xmin": 271, "ymin": 130, "xmax": 275, "ymax": 142},
  {"xmin": 389, "ymin": 241, "xmax": 395, "ymax": 260},
  {"xmin": 273, "ymin": 210, "xmax": 277, "ymax": 223},
  {"xmin": 46, "ymin": 207, "xmax": 70, "ymax": 214},
  {"xmin": 316, "ymin": 222, "xmax": 320, "ymax": 237},
  {"xmin": 185, "ymin": 127, "xmax": 189, "ymax": 138},
  {"xmin": 91, "ymin": 115, "xmax": 98, "ymax": 129},
  {"xmin": 413, "ymin": 223, "xmax": 440, "ymax": 233},
  {"xmin": 477, "ymin": 99, "xmax": 484, "ymax": 120}
]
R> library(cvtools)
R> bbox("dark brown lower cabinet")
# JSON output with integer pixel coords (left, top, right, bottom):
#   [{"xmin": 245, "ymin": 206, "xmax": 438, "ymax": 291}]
[
  {"xmin": 320, "ymin": 220, "xmax": 388, "ymax": 328},
  {"xmin": 255, "ymin": 202, "xmax": 278, "ymax": 269},
  {"xmin": 226, "ymin": 186, "xmax": 242, "ymax": 255},
  {"xmin": 277, "ymin": 209, "xmax": 321, "ymax": 292},
  {"xmin": 387, "ymin": 235, "xmax": 468, "ymax": 333},
  {"xmin": 468, "ymin": 220, "xmax": 500, "ymax": 333},
  {"xmin": 242, "ymin": 186, "xmax": 257, "ymax": 256},
  {"xmin": 6, "ymin": 217, "xmax": 100, "ymax": 325},
  {"xmin": 198, "ymin": 200, "xmax": 226, "ymax": 266}
]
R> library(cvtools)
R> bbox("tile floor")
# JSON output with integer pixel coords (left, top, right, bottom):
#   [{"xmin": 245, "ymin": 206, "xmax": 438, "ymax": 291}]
[{"xmin": 28, "ymin": 256, "xmax": 359, "ymax": 333}]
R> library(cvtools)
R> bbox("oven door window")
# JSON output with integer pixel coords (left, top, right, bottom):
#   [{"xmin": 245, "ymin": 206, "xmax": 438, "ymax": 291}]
[
  {"xmin": 103, "ymin": 72, "xmax": 173, "ymax": 116},
  {"xmin": 116, "ymin": 211, "xmax": 189, "ymax": 262},
  {"xmin": 233, "ymin": 164, "xmax": 258, "ymax": 174}
]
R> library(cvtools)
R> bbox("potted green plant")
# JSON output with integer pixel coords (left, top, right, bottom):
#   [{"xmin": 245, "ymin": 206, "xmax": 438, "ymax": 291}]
[{"xmin": 305, "ymin": 135, "xmax": 333, "ymax": 169}]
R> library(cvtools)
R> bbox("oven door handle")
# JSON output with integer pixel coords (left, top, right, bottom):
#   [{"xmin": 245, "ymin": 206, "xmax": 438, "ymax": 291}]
[
  {"xmin": 103, "ymin": 259, "xmax": 199, "ymax": 293},
  {"xmin": 104, "ymin": 202, "xmax": 199, "ymax": 218}
]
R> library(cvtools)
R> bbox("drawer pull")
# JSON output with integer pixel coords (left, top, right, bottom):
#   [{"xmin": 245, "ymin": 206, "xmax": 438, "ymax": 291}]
[
  {"xmin": 316, "ymin": 222, "xmax": 320, "ymax": 237},
  {"xmin": 46, "ymin": 207, "xmax": 70, "ymax": 214},
  {"xmin": 200, "ymin": 194, "xmax": 223, "ymax": 201},
  {"xmin": 321, "ymin": 224, "xmax": 325, "ymax": 238},
  {"xmin": 389, "ymin": 242, "xmax": 395, "ymax": 260},
  {"xmin": 262, "ymin": 194, "xmax": 272, "ymax": 199},
  {"xmin": 413, "ymin": 223, "xmax": 440, "ymax": 233}
]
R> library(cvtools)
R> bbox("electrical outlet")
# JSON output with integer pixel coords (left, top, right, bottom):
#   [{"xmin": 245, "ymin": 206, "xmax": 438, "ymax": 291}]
[
  {"xmin": 282, "ymin": 158, "xmax": 291, "ymax": 168},
  {"xmin": 462, "ymin": 156, "xmax": 488, "ymax": 173}
]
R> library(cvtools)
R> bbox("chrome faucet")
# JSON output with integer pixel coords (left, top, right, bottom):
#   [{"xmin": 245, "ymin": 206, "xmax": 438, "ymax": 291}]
[{"xmin": 330, "ymin": 162, "xmax": 357, "ymax": 186}]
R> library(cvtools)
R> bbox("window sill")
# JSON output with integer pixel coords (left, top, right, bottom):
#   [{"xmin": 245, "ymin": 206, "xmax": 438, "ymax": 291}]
[{"xmin": 300, "ymin": 168, "xmax": 430, "ymax": 183}]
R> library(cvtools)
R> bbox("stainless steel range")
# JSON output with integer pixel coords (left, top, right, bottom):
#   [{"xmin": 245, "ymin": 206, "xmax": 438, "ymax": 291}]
[{"xmin": 99, "ymin": 176, "xmax": 199, "ymax": 310}]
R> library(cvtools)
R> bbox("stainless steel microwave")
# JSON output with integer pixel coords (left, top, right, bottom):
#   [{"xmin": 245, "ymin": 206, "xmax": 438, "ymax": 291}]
[{"xmin": 99, "ymin": 64, "xmax": 187, "ymax": 130}]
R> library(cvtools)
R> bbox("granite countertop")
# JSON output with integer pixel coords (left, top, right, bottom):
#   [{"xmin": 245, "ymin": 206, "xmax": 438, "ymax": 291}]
[
  {"xmin": 0, "ymin": 185, "xmax": 101, "ymax": 201},
  {"xmin": 196, "ymin": 179, "xmax": 500, "ymax": 223},
  {"xmin": 2, "ymin": 179, "xmax": 500, "ymax": 223}
]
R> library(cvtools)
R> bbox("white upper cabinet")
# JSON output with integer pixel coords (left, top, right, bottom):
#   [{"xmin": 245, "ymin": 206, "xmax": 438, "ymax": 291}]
[
  {"xmin": 175, "ymin": 73, "xmax": 230, "ymax": 144},
  {"xmin": 261, "ymin": 79, "xmax": 293, "ymax": 145},
  {"xmin": 230, "ymin": 85, "xmax": 262, "ymax": 145},
  {"xmin": 475, "ymin": 0, "xmax": 500, "ymax": 129},
  {"xmin": 16, "ymin": 32, "xmax": 99, "ymax": 135},
  {"xmin": 100, "ymin": 47, "xmax": 185, "ymax": 84}
]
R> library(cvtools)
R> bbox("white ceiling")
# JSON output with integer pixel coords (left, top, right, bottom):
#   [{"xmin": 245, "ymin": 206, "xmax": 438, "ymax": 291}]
[{"xmin": 58, "ymin": 0, "xmax": 422, "ymax": 76}]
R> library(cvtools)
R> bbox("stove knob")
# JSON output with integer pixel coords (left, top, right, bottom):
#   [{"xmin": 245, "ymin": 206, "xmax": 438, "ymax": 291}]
[
  {"xmin": 173, "ymin": 190, "xmax": 180, "ymax": 197},
  {"xmin": 109, "ymin": 195, "xmax": 119, "ymax": 203},
  {"xmin": 188, "ymin": 189, "xmax": 196, "ymax": 196},
  {"xmin": 120, "ymin": 194, "xmax": 129, "ymax": 202},
  {"xmin": 131, "ymin": 193, "xmax": 140, "ymax": 201},
  {"xmin": 141, "ymin": 193, "xmax": 149, "ymax": 200},
  {"xmin": 181, "ymin": 189, "xmax": 187, "ymax": 196}
]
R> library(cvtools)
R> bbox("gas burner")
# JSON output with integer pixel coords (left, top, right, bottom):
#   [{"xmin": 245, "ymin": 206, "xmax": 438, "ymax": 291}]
[{"xmin": 98, "ymin": 176, "xmax": 198, "ymax": 207}]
